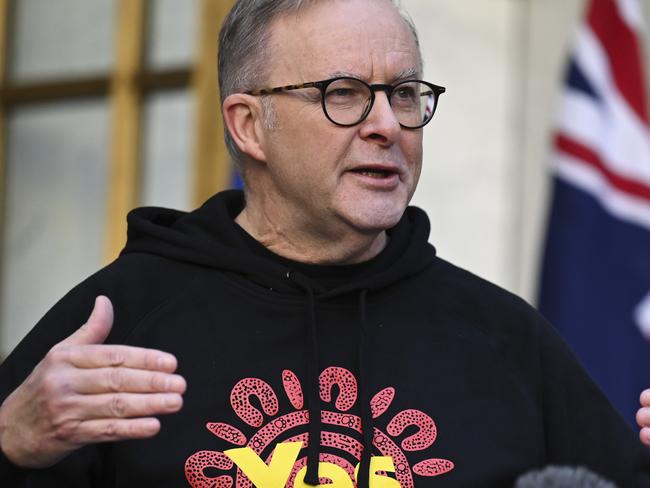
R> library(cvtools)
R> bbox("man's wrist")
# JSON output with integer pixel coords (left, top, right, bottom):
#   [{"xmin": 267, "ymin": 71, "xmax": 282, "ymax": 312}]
[
  {"xmin": 0, "ymin": 404, "xmax": 29, "ymax": 481},
  {"xmin": 0, "ymin": 398, "xmax": 28, "ymax": 468}
]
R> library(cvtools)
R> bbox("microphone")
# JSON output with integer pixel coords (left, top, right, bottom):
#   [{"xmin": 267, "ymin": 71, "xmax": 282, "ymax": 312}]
[{"xmin": 514, "ymin": 466, "xmax": 618, "ymax": 488}]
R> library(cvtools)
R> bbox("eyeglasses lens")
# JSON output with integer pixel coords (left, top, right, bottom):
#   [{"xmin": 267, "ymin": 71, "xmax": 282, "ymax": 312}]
[
  {"xmin": 323, "ymin": 78, "xmax": 436, "ymax": 128},
  {"xmin": 323, "ymin": 78, "xmax": 371, "ymax": 126},
  {"xmin": 391, "ymin": 81, "xmax": 436, "ymax": 128}
]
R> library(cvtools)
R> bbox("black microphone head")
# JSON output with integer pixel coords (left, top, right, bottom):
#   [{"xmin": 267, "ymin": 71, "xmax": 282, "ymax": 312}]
[{"xmin": 514, "ymin": 466, "xmax": 618, "ymax": 488}]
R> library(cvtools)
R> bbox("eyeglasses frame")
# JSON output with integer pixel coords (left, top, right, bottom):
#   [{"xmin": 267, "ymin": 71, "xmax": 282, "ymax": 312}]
[{"xmin": 245, "ymin": 76, "xmax": 446, "ymax": 129}]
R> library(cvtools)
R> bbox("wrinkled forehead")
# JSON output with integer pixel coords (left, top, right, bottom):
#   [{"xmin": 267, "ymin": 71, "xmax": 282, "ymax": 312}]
[{"xmin": 266, "ymin": 0, "xmax": 421, "ymax": 83}]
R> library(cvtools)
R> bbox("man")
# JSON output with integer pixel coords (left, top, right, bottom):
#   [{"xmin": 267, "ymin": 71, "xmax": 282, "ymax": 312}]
[{"xmin": 1, "ymin": 0, "xmax": 649, "ymax": 486}]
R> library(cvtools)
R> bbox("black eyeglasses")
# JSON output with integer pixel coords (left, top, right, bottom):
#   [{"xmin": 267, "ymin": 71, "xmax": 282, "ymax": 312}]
[{"xmin": 246, "ymin": 76, "xmax": 446, "ymax": 129}]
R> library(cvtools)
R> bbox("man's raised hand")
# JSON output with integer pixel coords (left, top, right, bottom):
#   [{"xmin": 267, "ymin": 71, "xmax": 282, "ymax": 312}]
[
  {"xmin": 0, "ymin": 296, "xmax": 186, "ymax": 468},
  {"xmin": 638, "ymin": 389, "xmax": 650, "ymax": 446}
]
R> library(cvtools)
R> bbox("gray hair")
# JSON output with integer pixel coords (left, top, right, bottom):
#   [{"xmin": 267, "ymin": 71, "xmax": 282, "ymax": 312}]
[{"xmin": 217, "ymin": 0, "xmax": 422, "ymax": 173}]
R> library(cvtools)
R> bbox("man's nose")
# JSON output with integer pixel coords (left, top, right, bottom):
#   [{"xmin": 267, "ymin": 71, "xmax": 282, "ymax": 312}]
[{"xmin": 359, "ymin": 92, "xmax": 401, "ymax": 144}]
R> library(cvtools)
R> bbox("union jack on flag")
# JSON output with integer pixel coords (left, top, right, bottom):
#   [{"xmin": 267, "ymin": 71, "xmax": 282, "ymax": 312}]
[{"xmin": 538, "ymin": 0, "xmax": 650, "ymax": 424}]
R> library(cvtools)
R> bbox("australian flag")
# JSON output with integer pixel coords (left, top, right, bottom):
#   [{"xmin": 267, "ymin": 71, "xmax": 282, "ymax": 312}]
[{"xmin": 538, "ymin": 0, "xmax": 650, "ymax": 425}]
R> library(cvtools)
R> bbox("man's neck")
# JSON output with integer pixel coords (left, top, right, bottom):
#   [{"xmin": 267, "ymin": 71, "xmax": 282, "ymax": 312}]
[{"xmin": 235, "ymin": 207, "xmax": 388, "ymax": 265}]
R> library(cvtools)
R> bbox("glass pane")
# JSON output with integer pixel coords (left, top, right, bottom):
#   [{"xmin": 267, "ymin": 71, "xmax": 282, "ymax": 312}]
[
  {"xmin": 146, "ymin": 0, "xmax": 198, "ymax": 69},
  {"xmin": 10, "ymin": 0, "xmax": 116, "ymax": 82},
  {"xmin": 1, "ymin": 100, "xmax": 109, "ymax": 356},
  {"xmin": 141, "ymin": 90, "xmax": 193, "ymax": 209}
]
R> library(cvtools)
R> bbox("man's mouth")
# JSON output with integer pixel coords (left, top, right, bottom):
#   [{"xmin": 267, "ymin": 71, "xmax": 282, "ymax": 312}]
[{"xmin": 351, "ymin": 168, "xmax": 397, "ymax": 179}]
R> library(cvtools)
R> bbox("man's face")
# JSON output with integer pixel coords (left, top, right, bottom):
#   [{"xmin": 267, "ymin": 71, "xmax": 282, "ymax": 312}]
[{"xmin": 255, "ymin": 0, "xmax": 423, "ymax": 239}]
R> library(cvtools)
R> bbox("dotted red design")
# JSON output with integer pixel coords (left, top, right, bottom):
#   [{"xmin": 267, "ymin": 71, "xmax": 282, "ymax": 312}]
[
  {"xmin": 247, "ymin": 410, "xmax": 308, "ymax": 455},
  {"xmin": 186, "ymin": 367, "xmax": 454, "ymax": 487},
  {"xmin": 319, "ymin": 366, "xmax": 357, "ymax": 412},
  {"xmin": 387, "ymin": 409, "xmax": 437, "ymax": 451},
  {"xmin": 282, "ymin": 369, "xmax": 304, "ymax": 410},
  {"xmin": 230, "ymin": 378, "xmax": 279, "ymax": 427},
  {"xmin": 206, "ymin": 422, "xmax": 247, "ymax": 446},
  {"xmin": 184, "ymin": 450, "xmax": 233, "ymax": 488},
  {"xmin": 323, "ymin": 410, "xmax": 362, "ymax": 431},
  {"xmin": 370, "ymin": 387, "xmax": 395, "ymax": 418},
  {"xmin": 413, "ymin": 458, "xmax": 455, "ymax": 477},
  {"xmin": 372, "ymin": 428, "xmax": 415, "ymax": 487}
]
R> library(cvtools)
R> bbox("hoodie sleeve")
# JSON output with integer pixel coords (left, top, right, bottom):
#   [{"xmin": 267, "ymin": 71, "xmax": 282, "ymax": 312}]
[
  {"xmin": 537, "ymin": 315, "xmax": 650, "ymax": 486},
  {"xmin": 0, "ymin": 448, "xmax": 29, "ymax": 485}
]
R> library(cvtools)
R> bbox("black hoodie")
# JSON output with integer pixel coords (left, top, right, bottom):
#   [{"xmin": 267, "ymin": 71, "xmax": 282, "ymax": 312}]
[{"xmin": 1, "ymin": 190, "xmax": 649, "ymax": 487}]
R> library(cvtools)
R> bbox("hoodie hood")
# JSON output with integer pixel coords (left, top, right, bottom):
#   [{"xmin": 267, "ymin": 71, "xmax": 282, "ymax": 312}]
[{"xmin": 121, "ymin": 190, "xmax": 437, "ymax": 297}]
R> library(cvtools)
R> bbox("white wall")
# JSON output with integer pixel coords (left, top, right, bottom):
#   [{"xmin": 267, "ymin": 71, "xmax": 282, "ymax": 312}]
[
  {"xmin": 406, "ymin": 0, "xmax": 525, "ymax": 295},
  {"xmin": 402, "ymin": 0, "xmax": 627, "ymax": 303}
]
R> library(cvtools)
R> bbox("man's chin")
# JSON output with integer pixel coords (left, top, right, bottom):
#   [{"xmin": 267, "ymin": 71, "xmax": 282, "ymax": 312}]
[{"xmin": 345, "ymin": 206, "xmax": 407, "ymax": 234}]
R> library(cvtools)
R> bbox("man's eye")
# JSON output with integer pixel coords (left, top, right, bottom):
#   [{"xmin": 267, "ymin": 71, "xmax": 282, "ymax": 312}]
[
  {"xmin": 328, "ymin": 88, "xmax": 355, "ymax": 98},
  {"xmin": 395, "ymin": 87, "xmax": 416, "ymax": 99},
  {"xmin": 325, "ymin": 86, "xmax": 364, "ymax": 107}
]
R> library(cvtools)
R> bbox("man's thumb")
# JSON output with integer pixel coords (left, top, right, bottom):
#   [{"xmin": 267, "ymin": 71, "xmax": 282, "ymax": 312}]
[{"xmin": 61, "ymin": 295, "xmax": 114, "ymax": 346}]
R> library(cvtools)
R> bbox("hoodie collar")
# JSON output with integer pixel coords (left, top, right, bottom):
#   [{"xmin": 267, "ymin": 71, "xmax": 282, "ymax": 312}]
[{"xmin": 122, "ymin": 189, "xmax": 436, "ymax": 298}]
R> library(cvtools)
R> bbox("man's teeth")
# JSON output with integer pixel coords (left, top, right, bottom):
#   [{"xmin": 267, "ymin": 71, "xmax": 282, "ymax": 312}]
[{"xmin": 358, "ymin": 169, "xmax": 389, "ymax": 178}]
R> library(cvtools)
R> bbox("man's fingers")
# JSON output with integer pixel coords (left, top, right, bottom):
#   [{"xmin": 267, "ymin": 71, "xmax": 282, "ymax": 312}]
[
  {"xmin": 75, "ymin": 392, "xmax": 183, "ymax": 420},
  {"xmin": 64, "ymin": 345, "xmax": 178, "ymax": 373},
  {"xmin": 60, "ymin": 296, "xmax": 114, "ymax": 347},
  {"xmin": 637, "ymin": 391, "xmax": 650, "ymax": 446},
  {"xmin": 74, "ymin": 368, "xmax": 186, "ymax": 394},
  {"xmin": 64, "ymin": 417, "xmax": 162, "ymax": 445},
  {"xmin": 641, "ymin": 389, "xmax": 650, "ymax": 407},
  {"xmin": 637, "ymin": 406, "xmax": 650, "ymax": 427},
  {"xmin": 641, "ymin": 427, "xmax": 650, "ymax": 446}
]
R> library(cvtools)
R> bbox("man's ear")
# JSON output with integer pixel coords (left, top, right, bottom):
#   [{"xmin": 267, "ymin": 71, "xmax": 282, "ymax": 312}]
[{"xmin": 222, "ymin": 94, "xmax": 268, "ymax": 162}]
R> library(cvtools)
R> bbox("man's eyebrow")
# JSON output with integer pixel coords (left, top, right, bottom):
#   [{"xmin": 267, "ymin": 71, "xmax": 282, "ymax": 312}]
[
  {"xmin": 325, "ymin": 68, "xmax": 420, "ymax": 82},
  {"xmin": 327, "ymin": 70, "xmax": 360, "ymax": 79},
  {"xmin": 394, "ymin": 67, "xmax": 420, "ymax": 82}
]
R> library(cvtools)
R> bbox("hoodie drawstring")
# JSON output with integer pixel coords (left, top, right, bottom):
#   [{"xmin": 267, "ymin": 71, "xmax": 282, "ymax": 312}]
[
  {"xmin": 303, "ymin": 284, "xmax": 322, "ymax": 486},
  {"xmin": 289, "ymin": 271, "xmax": 373, "ymax": 488},
  {"xmin": 357, "ymin": 289, "xmax": 373, "ymax": 488},
  {"xmin": 286, "ymin": 271, "xmax": 322, "ymax": 486}
]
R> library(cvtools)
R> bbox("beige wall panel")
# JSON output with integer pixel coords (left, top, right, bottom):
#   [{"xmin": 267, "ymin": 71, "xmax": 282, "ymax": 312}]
[
  {"xmin": 518, "ymin": 0, "xmax": 587, "ymax": 302},
  {"xmin": 404, "ymin": 0, "xmax": 521, "ymax": 292}
]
